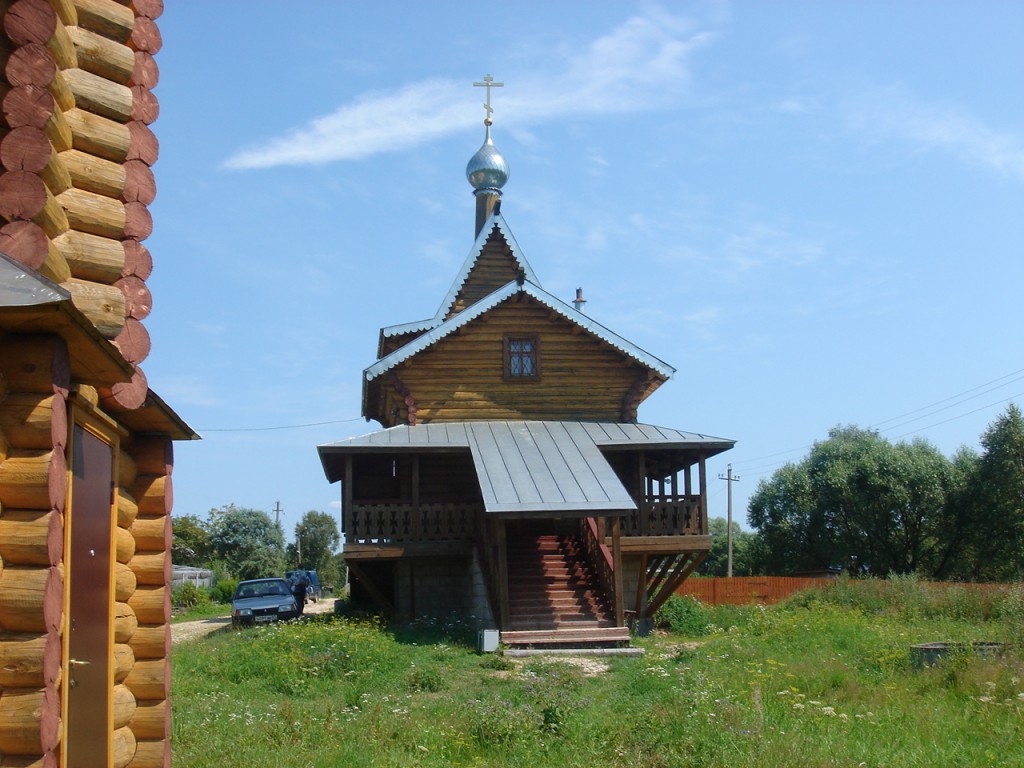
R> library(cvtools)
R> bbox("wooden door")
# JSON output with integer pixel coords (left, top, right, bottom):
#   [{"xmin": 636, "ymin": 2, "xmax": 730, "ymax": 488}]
[{"xmin": 65, "ymin": 422, "xmax": 114, "ymax": 768}]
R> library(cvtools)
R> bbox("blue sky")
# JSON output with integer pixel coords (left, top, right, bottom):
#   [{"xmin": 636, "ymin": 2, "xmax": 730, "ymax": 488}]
[{"xmin": 145, "ymin": 2, "xmax": 1024, "ymax": 539}]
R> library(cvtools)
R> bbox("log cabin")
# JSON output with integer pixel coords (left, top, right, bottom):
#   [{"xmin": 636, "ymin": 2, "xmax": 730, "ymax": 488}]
[
  {"xmin": 319, "ymin": 85, "xmax": 734, "ymax": 650},
  {"xmin": 0, "ymin": 2, "xmax": 195, "ymax": 767}
]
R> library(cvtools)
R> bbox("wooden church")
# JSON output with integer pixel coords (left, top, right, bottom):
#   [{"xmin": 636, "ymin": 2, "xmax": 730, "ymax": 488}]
[
  {"xmin": 0, "ymin": 2, "xmax": 194, "ymax": 767},
  {"xmin": 319, "ymin": 80, "xmax": 733, "ymax": 649}
]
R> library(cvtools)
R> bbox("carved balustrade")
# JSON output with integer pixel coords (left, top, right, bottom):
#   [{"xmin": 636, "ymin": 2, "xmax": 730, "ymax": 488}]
[
  {"xmin": 623, "ymin": 494, "xmax": 705, "ymax": 537},
  {"xmin": 347, "ymin": 502, "xmax": 479, "ymax": 544}
]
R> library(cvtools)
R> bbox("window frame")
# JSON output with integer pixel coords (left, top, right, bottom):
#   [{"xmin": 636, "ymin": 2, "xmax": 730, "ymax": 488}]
[{"xmin": 503, "ymin": 334, "xmax": 541, "ymax": 381}]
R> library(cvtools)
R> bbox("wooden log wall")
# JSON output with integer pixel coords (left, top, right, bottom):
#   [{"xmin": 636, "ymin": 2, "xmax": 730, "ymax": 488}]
[
  {"xmin": 380, "ymin": 295, "xmax": 652, "ymax": 425},
  {"xmin": 0, "ymin": 0, "xmax": 162, "ymax": 412},
  {"xmin": 0, "ymin": 3, "xmax": 172, "ymax": 767},
  {"xmin": 0, "ymin": 336, "xmax": 68, "ymax": 768},
  {"xmin": 0, "ymin": 363, "xmax": 174, "ymax": 767},
  {"xmin": 122, "ymin": 433, "xmax": 171, "ymax": 768}
]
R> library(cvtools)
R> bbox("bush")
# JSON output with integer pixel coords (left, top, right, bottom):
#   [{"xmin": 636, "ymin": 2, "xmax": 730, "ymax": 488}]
[
  {"xmin": 210, "ymin": 578, "xmax": 238, "ymax": 604},
  {"xmin": 173, "ymin": 581, "xmax": 210, "ymax": 609},
  {"xmin": 407, "ymin": 664, "xmax": 447, "ymax": 693},
  {"xmin": 998, "ymin": 584, "xmax": 1024, "ymax": 642},
  {"xmin": 655, "ymin": 594, "xmax": 711, "ymax": 636}
]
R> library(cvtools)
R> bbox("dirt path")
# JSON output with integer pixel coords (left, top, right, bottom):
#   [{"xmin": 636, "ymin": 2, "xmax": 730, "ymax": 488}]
[{"xmin": 171, "ymin": 597, "xmax": 336, "ymax": 645}]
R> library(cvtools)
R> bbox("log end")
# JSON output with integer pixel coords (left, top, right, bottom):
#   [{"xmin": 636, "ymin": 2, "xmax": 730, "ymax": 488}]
[{"xmin": 0, "ymin": 219, "xmax": 49, "ymax": 270}]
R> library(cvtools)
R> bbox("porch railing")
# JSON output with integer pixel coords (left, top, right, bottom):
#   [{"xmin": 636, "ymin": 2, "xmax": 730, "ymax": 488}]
[
  {"xmin": 623, "ymin": 494, "xmax": 705, "ymax": 537},
  {"xmin": 347, "ymin": 502, "xmax": 479, "ymax": 544}
]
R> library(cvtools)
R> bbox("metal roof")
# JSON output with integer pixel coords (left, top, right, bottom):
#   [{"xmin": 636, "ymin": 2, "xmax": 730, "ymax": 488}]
[
  {"xmin": 318, "ymin": 420, "xmax": 734, "ymax": 516},
  {"xmin": 0, "ymin": 251, "xmax": 199, "ymax": 441},
  {"xmin": 0, "ymin": 250, "xmax": 69, "ymax": 307},
  {"xmin": 364, "ymin": 279, "xmax": 676, "ymax": 382},
  {"xmin": 380, "ymin": 211, "xmax": 535, "ymax": 339}
]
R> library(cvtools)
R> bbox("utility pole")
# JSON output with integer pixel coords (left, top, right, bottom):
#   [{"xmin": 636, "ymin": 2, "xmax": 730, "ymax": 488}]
[
  {"xmin": 718, "ymin": 465, "xmax": 741, "ymax": 577},
  {"xmin": 273, "ymin": 500, "xmax": 282, "ymax": 527}
]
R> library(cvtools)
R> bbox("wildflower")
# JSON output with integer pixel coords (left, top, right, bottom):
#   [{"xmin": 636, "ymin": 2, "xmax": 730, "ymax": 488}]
[
  {"xmin": 978, "ymin": 696, "xmax": 995, "ymax": 703},
  {"xmin": 821, "ymin": 707, "xmax": 837, "ymax": 717},
  {"xmin": 776, "ymin": 690, "xmax": 791, "ymax": 697},
  {"xmin": 793, "ymin": 703, "xmax": 805, "ymax": 710}
]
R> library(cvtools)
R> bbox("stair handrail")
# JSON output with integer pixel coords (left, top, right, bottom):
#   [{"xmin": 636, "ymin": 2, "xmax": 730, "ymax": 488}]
[{"xmin": 580, "ymin": 517, "xmax": 615, "ymax": 612}]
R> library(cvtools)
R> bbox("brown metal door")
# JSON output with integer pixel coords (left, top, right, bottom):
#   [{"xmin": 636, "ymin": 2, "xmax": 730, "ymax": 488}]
[{"xmin": 66, "ymin": 423, "xmax": 113, "ymax": 768}]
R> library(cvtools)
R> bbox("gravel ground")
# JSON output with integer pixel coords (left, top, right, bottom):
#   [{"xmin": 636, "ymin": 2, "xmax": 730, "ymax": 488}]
[{"xmin": 171, "ymin": 597, "xmax": 337, "ymax": 645}]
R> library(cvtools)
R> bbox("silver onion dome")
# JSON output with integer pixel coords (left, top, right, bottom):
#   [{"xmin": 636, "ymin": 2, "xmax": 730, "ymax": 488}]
[{"xmin": 466, "ymin": 123, "xmax": 509, "ymax": 191}]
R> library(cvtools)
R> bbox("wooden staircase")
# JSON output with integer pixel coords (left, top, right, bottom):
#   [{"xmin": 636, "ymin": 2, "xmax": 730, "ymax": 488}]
[{"xmin": 500, "ymin": 534, "xmax": 632, "ymax": 652}]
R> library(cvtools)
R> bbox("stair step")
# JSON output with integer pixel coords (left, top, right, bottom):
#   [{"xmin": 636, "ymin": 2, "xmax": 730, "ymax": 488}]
[
  {"xmin": 503, "ymin": 533, "xmax": 624, "ymax": 646},
  {"xmin": 502, "ymin": 626, "xmax": 629, "ymax": 645}
]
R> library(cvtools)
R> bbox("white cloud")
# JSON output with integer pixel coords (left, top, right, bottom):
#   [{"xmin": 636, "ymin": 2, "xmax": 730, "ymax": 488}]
[
  {"xmin": 224, "ymin": 8, "xmax": 716, "ymax": 170},
  {"xmin": 776, "ymin": 97, "xmax": 812, "ymax": 115},
  {"xmin": 721, "ymin": 222, "xmax": 824, "ymax": 273},
  {"xmin": 846, "ymin": 87, "xmax": 1024, "ymax": 181},
  {"xmin": 225, "ymin": 80, "xmax": 468, "ymax": 169}
]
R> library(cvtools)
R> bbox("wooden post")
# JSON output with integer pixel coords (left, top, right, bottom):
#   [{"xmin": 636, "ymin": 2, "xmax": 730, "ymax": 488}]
[
  {"xmin": 611, "ymin": 515, "xmax": 623, "ymax": 627},
  {"xmin": 635, "ymin": 553, "xmax": 648, "ymax": 621},
  {"xmin": 343, "ymin": 456, "xmax": 353, "ymax": 539},
  {"xmin": 637, "ymin": 453, "xmax": 647, "ymax": 536},
  {"xmin": 683, "ymin": 458, "xmax": 693, "ymax": 531},
  {"xmin": 495, "ymin": 518, "xmax": 508, "ymax": 630},
  {"xmin": 411, "ymin": 455, "xmax": 421, "ymax": 540},
  {"xmin": 699, "ymin": 455, "xmax": 707, "ymax": 534}
]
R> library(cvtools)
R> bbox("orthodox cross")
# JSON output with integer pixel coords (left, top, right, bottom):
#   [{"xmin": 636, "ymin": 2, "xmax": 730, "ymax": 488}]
[{"xmin": 473, "ymin": 74, "xmax": 503, "ymax": 124}]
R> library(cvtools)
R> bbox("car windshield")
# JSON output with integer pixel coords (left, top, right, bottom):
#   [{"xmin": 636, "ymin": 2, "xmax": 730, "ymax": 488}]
[{"xmin": 237, "ymin": 582, "xmax": 288, "ymax": 599}]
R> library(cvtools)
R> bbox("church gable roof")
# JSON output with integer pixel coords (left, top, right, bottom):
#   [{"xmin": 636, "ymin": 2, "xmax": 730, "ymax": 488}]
[
  {"xmin": 379, "ymin": 210, "xmax": 537, "ymax": 340},
  {"xmin": 364, "ymin": 278, "xmax": 675, "ymax": 383}
]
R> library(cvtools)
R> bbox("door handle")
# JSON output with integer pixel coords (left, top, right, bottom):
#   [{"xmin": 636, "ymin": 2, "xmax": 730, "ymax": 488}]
[{"xmin": 68, "ymin": 658, "xmax": 89, "ymax": 688}]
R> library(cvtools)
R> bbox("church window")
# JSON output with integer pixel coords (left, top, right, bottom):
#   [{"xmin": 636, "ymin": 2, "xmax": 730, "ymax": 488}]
[{"xmin": 504, "ymin": 335, "xmax": 540, "ymax": 380}]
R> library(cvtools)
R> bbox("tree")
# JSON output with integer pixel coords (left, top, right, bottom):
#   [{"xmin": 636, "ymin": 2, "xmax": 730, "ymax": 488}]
[
  {"xmin": 748, "ymin": 426, "xmax": 961, "ymax": 577},
  {"xmin": 289, "ymin": 510, "xmax": 340, "ymax": 574},
  {"xmin": 171, "ymin": 514, "xmax": 211, "ymax": 566},
  {"xmin": 319, "ymin": 552, "xmax": 348, "ymax": 593},
  {"xmin": 208, "ymin": 505, "xmax": 286, "ymax": 581},
  {"xmin": 699, "ymin": 517, "xmax": 757, "ymax": 576},
  {"xmin": 972, "ymin": 404, "xmax": 1024, "ymax": 580}
]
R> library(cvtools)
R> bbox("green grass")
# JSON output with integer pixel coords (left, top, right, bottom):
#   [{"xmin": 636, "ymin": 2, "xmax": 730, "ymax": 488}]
[
  {"xmin": 171, "ymin": 601, "xmax": 231, "ymax": 623},
  {"xmin": 172, "ymin": 582, "xmax": 1024, "ymax": 767}
]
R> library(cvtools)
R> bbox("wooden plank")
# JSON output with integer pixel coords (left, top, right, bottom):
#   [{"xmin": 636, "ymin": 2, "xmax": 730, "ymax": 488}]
[
  {"xmin": 616, "ymin": 534, "xmax": 712, "ymax": 554},
  {"xmin": 342, "ymin": 541, "xmax": 471, "ymax": 559}
]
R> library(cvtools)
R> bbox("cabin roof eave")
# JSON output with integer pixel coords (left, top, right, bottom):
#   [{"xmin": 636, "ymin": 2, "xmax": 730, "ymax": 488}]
[{"xmin": 318, "ymin": 420, "xmax": 734, "ymax": 516}]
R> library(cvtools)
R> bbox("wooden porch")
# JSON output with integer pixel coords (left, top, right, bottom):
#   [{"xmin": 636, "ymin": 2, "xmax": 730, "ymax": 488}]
[{"xmin": 323, "ymin": 434, "xmax": 724, "ymax": 640}]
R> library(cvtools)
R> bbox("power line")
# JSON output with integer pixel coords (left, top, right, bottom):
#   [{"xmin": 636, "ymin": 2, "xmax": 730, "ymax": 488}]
[
  {"xmin": 733, "ymin": 390, "xmax": 1023, "ymax": 484},
  {"xmin": 200, "ymin": 416, "xmax": 364, "ymax": 433},
  {"xmin": 870, "ymin": 367, "xmax": 1024, "ymax": 430},
  {"xmin": 729, "ymin": 366, "xmax": 1024, "ymax": 473},
  {"xmin": 893, "ymin": 391, "xmax": 1024, "ymax": 441}
]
